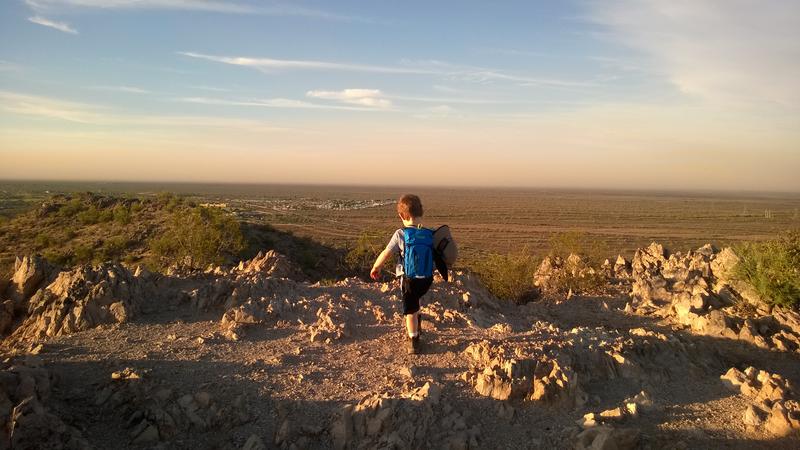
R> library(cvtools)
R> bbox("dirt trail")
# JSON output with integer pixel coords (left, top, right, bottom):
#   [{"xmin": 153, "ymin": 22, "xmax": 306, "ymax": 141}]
[{"xmin": 1, "ymin": 247, "xmax": 799, "ymax": 449}]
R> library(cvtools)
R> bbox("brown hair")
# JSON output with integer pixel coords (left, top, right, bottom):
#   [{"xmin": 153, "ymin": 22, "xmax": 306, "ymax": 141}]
[{"xmin": 397, "ymin": 194, "xmax": 423, "ymax": 218}]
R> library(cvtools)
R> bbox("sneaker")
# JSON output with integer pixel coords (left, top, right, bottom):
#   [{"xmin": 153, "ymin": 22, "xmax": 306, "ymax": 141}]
[{"xmin": 409, "ymin": 335, "xmax": 421, "ymax": 355}]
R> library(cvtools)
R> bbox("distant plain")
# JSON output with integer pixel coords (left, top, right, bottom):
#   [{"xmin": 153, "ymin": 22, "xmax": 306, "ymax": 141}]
[{"xmin": 2, "ymin": 181, "xmax": 798, "ymax": 264}]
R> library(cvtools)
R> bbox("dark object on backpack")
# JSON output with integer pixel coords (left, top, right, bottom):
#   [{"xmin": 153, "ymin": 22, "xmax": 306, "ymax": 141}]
[
  {"xmin": 402, "ymin": 226, "xmax": 434, "ymax": 278},
  {"xmin": 432, "ymin": 225, "xmax": 458, "ymax": 281}
]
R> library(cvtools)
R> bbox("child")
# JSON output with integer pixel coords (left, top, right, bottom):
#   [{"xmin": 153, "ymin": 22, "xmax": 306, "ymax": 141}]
[{"xmin": 370, "ymin": 194, "xmax": 434, "ymax": 355}]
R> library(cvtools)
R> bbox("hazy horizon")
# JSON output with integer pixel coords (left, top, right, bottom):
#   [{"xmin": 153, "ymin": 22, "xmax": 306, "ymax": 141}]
[{"xmin": 1, "ymin": 1, "xmax": 799, "ymax": 192}]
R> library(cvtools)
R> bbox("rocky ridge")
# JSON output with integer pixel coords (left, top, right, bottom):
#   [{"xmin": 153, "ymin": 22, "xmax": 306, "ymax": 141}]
[{"xmin": 0, "ymin": 243, "xmax": 799, "ymax": 449}]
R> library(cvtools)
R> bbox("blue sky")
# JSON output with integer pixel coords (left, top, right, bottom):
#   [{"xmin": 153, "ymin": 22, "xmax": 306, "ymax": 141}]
[{"xmin": 1, "ymin": 1, "xmax": 798, "ymax": 191}]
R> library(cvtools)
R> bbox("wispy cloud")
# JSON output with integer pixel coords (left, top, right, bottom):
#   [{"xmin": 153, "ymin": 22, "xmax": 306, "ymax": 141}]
[
  {"xmin": 585, "ymin": 0, "xmax": 800, "ymax": 107},
  {"xmin": 0, "ymin": 91, "xmax": 100, "ymax": 122},
  {"xmin": 179, "ymin": 52, "xmax": 596, "ymax": 88},
  {"xmin": 187, "ymin": 85, "xmax": 231, "ymax": 92},
  {"xmin": 28, "ymin": 15, "xmax": 78, "ymax": 34},
  {"xmin": 24, "ymin": 0, "xmax": 369, "ymax": 22},
  {"xmin": 90, "ymin": 85, "xmax": 150, "ymax": 94},
  {"xmin": 0, "ymin": 90, "xmax": 284, "ymax": 131},
  {"xmin": 176, "ymin": 96, "xmax": 382, "ymax": 111},
  {"xmin": 306, "ymin": 89, "xmax": 392, "ymax": 109},
  {"xmin": 178, "ymin": 52, "xmax": 432, "ymax": 75}
]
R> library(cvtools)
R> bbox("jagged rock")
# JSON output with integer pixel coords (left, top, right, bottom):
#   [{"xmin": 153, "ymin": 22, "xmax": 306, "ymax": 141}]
[
  {"xmin": 8, "ymin": 263, "xmax": 162, "ymax": 343},
  {"xmin": 242, "ymin": 434, "xmax": 266, "ymax": 450},
  {"xmin": 8, "ymin": 255, "xmax": 56, "ymax": 311},
  {"xmin": 613, "ymin": 255, "xmax": 630, "ymax": 278},
  {"xmin": 744, "ymin": 405, "xmax": 767, "ymax": 427},
  {"xmin": 530, "ymin": 359, "xmax": 584, "ymax": 407},
  {"xmin": 721, "ymin": 366, "xmax": 800, "ymax": 436},
  {"xmin": 773, "ymin": 307, "xmax": 800, "ymax": 337},
  {"xmin": 234, "ymin": 250, "xmax": 302, "ymax": 279},
  {"xmin": 1, "ymin": 359, "xmax": 89, "ymax": 449},
  {"xmin": 631, "ymin": 243, "xmax": 665, "ymax": 277},
  {"xmin": 575, "ymin": 426, "xmax": 639, "ymax": 450},
  {"xmin": 624, "ymin": 391, "xmax": 654, "ymax": 412},
  {"xmin": 308, "ymin": 307, "xmax": 349, "ymax": 343},
  {"xmin": 330, "ymin": 384, "xmax": 474, "ymax": 450},
  {"xmin": 93, "ymin": 369, "xmax": 250, "ymax": 443},
  {"xmin": 220, "ymin": 298, "xmax": 268, "ymax": 337},
  {"xmin": 720, "ymin": 367, "xmax": 748, "ymax": 391},
  {"xmin": 710, "ymin": 247, "xmax": 739, "ymax": 284}
]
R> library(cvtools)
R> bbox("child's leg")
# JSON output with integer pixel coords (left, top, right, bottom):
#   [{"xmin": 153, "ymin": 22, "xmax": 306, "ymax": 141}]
[
  {"xmin": 402, "ymin": 277, "xmax": 421, "ymax": 338},
  {"xmin": 405, "ymin": 312, "xmax": 419, "ymax": 337},
  {"xmin": 401, "ymin": 278, "xmax": 432, "ymax": 338}
]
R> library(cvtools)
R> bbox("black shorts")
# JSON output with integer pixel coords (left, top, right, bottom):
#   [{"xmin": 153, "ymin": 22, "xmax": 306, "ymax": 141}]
[{"xmin": 401, "ymin": 276, "xmax": 433, "ymax": 315}]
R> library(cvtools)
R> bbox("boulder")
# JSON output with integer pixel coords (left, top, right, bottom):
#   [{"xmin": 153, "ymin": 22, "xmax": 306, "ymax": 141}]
[
  {"xmin": 234, "ymin": 250, "xmax": 303, "ymax": 280},
  {"xmin": 9, "ymin": 256, "xmax": 55, "ymax": 310},
  {"xmin": 743, "ymin": 405, "xmax": 767, "ymax": 427},
  {"xmin": 710, "ymin": 247, "xmax": 739, "ymax": 284},
  {"xmin": 9, "ymin": 263, "xmax": 161, "ymax": 343}
]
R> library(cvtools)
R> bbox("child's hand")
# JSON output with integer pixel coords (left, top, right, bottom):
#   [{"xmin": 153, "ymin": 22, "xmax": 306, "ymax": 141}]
[{"xmin": 370, "ymin": 267, "xmax": 380, "ymax": 280}]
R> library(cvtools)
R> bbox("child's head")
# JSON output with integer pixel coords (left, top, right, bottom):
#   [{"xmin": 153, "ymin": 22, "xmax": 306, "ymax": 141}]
[{"xmin": 397, "ymin": 194, "xmax": 423, "ymax": 222}]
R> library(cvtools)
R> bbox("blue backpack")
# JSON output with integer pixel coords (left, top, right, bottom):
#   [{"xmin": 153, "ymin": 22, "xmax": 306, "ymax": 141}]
[{"xmin": 402, "ymin": 226, "xmax": 434, "ymax": 278}]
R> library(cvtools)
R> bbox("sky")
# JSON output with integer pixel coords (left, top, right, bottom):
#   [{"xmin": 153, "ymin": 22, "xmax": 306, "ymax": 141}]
[{"xmin": 0, "ymin": 0, "xmax": 799, "ymax": 191}]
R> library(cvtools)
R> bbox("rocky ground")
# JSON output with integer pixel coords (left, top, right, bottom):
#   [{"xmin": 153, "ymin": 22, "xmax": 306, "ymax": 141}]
[{"xmin": 1, "ymin": 244, "xmax": 799, "ymax": 449}]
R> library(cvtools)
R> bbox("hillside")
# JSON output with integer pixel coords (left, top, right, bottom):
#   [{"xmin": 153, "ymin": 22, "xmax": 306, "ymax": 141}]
[
  {"xmin": 1, "ymin": 240, "xmax": 799, "ymax": 449},
  {"xmin": 0, "ymin": 192, "xmax": 348, "ymax": 282}
]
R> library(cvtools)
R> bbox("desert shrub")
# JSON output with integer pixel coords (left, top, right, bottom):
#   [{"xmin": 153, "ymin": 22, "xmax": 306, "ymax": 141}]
[
  {"xmin": 34, "ymin": 232, "xmax": 52, "ymax": 249},
  {"xmin": 43, "ymin": 249, "xmax": 71, "ymax": 266},
  {"xmin": 157, "ymin": 192, "xmax": 182, "ymax": 212},
  {"xmin": 113, "ymin": 204, "xmax": 132, "ymax": 225},
  {"xmin": 470, "ymin": 248, "xmax": 540, "ymax": 303},
  {"xmin": 548, "ymin": 231, "xmax": 608, "ymax": 266},
  {"xmin": 543, "ymin": 266, "xmax": 607, "ymax": 295},
  {"xmin": 77, "ymin": 206, "xmax": 100, "ymax": 225},
  {"xmin": 345, "ymin": 229, "xmax": 391, "ymax": 274},
  {"xmin": 150, "ymin": 206, "xmax": 244, "ymax": 268},
  {"xmin": 130, "ymin": 201, "xmax": 143, "ymax": 213},
  {"xmin": 294, "ymin": 240, "xmax": 320, "ymax": 274},
  {"xmin": 97, "ymin": 236, "xmax": 131, "ymax": 262},
  {"xmin": 58, "ymin": 198, "xmax": 84, "ymax": 217},
  {"xmin": 98, "ymin": 208, "xmax": 114, "ymax": 223},
  {"xmin": 734, "ymin": 230, "xmax": 800, "ymax": 308},
  {"xmin": 72, "ymin": 244, "xmax": 94, "ymax": 264},
  {"xmin": 64, "ymin": 227, "xmax": 77, "ymax": 240}
]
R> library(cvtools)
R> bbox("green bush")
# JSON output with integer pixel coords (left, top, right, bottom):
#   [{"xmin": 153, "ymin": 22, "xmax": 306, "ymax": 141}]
[
  {"xmin": 77, "ymin": 206, "xmax": 100, "ymax": 225},
  {"xmin": 734, "ymin": 230, "xmax": 800, "ymax": 308},
  {"xmin": 97, "ymin": 236, "xmax": 130, "ymax": 262},
  {"xmin": 470, "ymin": 248, "xmax": 540, "ymax": 303},
  {"xmin": 150, "ymin": 206, "xmax": 244, "ymax": 268},
  {"xmin": 73, "ymin": 244, "xmax": 94, "ymax": 264},
  {"xmin": 157, "ymin": 192, "xmax": 182, "ymax": 212},
  {"xmin": 130, "ymin": 201, "xmax": 143, "ymax": 213},
  {"xmin": 345, "ymin": 229, "xmax": 391, "ymax": 274},
  {"xmin": 58, "ymin": 198, "xmax": 84, "ymax": 217},
  {"xmin": 43, "ymin": 248, "xmax": 71, "ymax": 266},
  {"xmin": 98, "ymin": 209, "xmax": 113, "ymax": 223},
  {"xmin": 113, "ymin": 205, "xmax": 132, "ymax": 225},
  {"xmin": 35, "ymin": 232, "xmax": 52, "ymax": 249}
]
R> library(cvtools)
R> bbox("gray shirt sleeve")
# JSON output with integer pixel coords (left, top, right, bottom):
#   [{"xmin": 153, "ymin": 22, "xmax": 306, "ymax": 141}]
[{"xmin": 384, "ymin": 229, "xmax": 404, "ymax": 256}]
